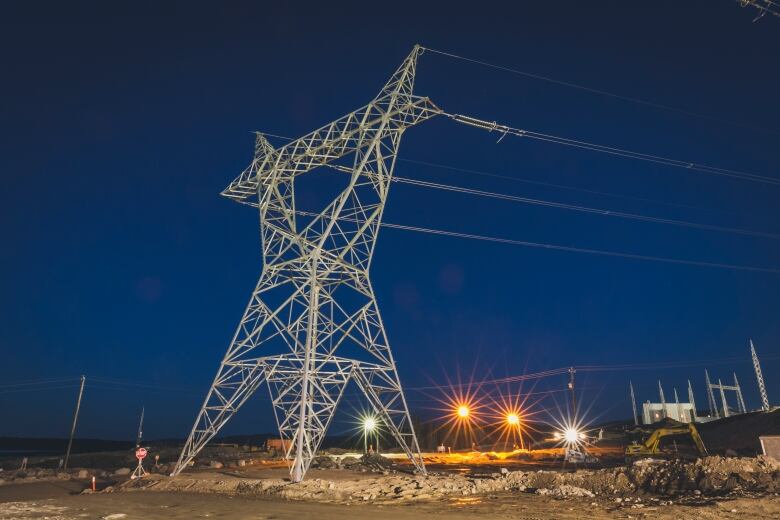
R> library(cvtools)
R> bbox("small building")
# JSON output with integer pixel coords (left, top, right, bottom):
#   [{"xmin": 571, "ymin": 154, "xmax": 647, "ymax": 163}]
[
  {"xmin": 264, "ymin": 438, "xmax": 291, "ymax": 452},
  {"xmin": 759, "ymin": 436, "xmax": 780, "ymax": 460},
  {"xmin": 642, "ymin": 401, "xmax": 696, "ymax": 424}
]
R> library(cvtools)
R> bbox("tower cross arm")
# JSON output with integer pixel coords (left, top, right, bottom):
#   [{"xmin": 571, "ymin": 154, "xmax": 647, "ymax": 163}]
[{"xmin": 221, "ymin": 96, "xmax": 441, "ymax": 205}]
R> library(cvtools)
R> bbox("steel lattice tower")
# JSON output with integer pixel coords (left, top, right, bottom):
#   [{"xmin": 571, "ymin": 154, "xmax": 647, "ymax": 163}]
[
  {"xmin": 750, "ymin": 340, "xmax": 770, "ymax": 411},
  {"xmin": 172, "ymin": 46, "xmax": 441, "ymax": 482}
]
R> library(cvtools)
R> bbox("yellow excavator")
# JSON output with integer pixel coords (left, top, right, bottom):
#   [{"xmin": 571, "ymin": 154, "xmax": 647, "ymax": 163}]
[{"xmin": 626, "ymin": 423, "xmax": 708, "ymax": 460}]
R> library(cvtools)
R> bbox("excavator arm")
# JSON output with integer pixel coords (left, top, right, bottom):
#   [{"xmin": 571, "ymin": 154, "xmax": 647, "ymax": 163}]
[{"xmin": 626, "ymin": 424, "xmax": 708, "ymax": 458}]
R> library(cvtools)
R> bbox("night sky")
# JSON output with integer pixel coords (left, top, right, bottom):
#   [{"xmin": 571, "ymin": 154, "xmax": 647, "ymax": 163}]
[{"xmin": 1, "ymin": 2, "xmax": 778, "ymax": 442}]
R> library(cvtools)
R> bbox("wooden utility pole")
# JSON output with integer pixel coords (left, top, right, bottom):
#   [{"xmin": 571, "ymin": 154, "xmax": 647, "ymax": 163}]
[{"xmin": 64, "ymin": 375, "xmax": 86, "ymax": 470}]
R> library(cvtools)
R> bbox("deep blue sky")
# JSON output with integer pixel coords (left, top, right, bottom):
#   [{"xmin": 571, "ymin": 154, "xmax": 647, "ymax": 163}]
[{"xmin": 1, "ymin": 2, "xmax": 778, "ymax": 441}]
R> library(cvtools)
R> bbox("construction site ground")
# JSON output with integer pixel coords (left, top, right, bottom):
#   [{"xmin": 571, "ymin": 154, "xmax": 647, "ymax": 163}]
[
  {"xmin": 2, "ymin": 451, "xmax": 780, "ymax": 519},
  {"xmin": 1, "ymin": 410, "xmax": 778, "ymax": 519}
]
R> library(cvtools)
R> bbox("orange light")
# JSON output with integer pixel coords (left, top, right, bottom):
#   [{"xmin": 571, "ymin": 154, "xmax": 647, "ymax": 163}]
[
  {"xmin": 506, "ymin": 413, "xmax": 520, "ymax": 426},
  {"xmin": 457, "ymin": 405, "xmax": 470, "ymax": 419}
]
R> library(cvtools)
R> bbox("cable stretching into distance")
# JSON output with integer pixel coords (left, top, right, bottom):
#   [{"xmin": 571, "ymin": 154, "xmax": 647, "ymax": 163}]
[
  {"xmin": 409, "ymin": 353, "xmax": 780, "ymax": 390},
  {"xmin": 325, "ymin": 162, "xmax": 779, "ymax": 239},
  {"xmin": 399, "ymin": 158, "xmax": 722, "ymax": 214},
  {"xmin": 422, "ymin": 46, "xmax": 777, "ymax": 134},
  {"xmin": 295, "ymin": 210, "xmax": 780, "ymax": 274},
  {"xmin": 389, "ymin": 175, "xmax": 780, "ymax": 240},
  {"xmin": 443, "ymin": 112, "xmax": 780, "ymax": 186},
  {"xmin": 260, "ymin": 132, "xmax": 775, "ymax": 233},
  {"xmin": 259, "ymin": 118, "xmax": 779, "ymax": 187},
  {"xmin": 258, "ymin": 132, "xmax": 725, "ymax": 212}
]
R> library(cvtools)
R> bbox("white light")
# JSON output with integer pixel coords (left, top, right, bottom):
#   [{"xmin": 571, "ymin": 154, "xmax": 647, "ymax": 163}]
[
  {"xmin": 553, "ymin": 432, "xmax": 561, "ymax": 440},
  {"xmin": 564, "ymin": 428, "xmax": 579, "ymax": 443},
  {"xmin": 363, "ymin": 417, "xmax": 377, "ymax": 431}
]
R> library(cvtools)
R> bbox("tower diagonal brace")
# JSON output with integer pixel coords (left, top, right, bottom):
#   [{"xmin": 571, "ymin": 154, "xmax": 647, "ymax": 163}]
[{"xmin": 173, "ymin": 46, "xmax": 438, "ymax": 482}]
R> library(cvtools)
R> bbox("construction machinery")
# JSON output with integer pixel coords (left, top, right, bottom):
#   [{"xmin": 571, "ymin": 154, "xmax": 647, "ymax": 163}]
[{"xmin": 626, "ymin": 423, "xmax": 708, "ymax": 460}]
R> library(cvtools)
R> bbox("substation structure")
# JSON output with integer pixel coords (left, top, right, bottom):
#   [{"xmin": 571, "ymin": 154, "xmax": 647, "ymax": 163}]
[{"xmin": 173, "ymin": 46, "xmax": 443, "ymax": 482}]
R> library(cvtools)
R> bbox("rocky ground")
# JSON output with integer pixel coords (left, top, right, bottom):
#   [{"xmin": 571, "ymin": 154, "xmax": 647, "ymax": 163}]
[
  {"xmin": 2, "ymin": 452, "xmax": 779, "ymax": 518},
  {"xmin": 115, "ymin": 454, "xmax": 780, "ymax": 504}
]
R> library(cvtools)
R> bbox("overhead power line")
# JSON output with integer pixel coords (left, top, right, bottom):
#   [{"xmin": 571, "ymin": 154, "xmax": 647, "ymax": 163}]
[
  {"xmin": 390, "ymin": 175, "xmax": 780, "ymax": 240},
  {"xmin": 380, "ymin": 221, "xmax": 780, "ymax": 274},
  {"xmin": 445, "ymin": 112, "xmax": 780, "ymax": 186},
  {"xmin": 417, "ymin": 353, "xmax": 780, "ymax": 390},
  {"xmin": 422, "ymin": 46, "xmax": 776, "ymax": 134},
  {"xmin": 295, "ymin": 210, "xmax": 780, "ymax": 274},
  {"xmin": 398, "ymin": 158, "xmax": 722, "ymax": 214}
]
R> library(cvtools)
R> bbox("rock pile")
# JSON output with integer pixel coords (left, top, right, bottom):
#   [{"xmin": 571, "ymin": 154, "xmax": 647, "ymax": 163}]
[{"xmin": 119, "ymin": 455, "xmax": 780, "ymax": 504}]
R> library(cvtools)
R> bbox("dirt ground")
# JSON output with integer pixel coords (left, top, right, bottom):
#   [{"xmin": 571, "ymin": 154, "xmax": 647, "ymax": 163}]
[{"xmin": 0, "ymin": 481, "xmax": 779, "ymax": 520}]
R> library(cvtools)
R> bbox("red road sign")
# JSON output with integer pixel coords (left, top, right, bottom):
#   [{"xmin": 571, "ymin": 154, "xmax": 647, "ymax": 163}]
[{"xmin": 135, "ymin": 447, "xmax": 147, "ymax": 460}]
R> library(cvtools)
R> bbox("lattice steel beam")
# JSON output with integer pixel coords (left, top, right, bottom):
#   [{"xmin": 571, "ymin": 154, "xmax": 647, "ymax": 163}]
[{"xmin": 173, "ymin": 46, "xmax": 439, "ymax": 482}]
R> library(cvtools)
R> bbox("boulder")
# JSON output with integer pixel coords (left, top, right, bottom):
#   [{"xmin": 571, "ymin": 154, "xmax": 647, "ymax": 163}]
[{"xmin": 113, "ymin": 467, "xmax": 131, "ymax": 476}]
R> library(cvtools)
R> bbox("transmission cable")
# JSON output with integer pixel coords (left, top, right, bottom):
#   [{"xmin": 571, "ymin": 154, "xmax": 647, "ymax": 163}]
[
  {"xmin": 326, "ymin": 162, "xmax": 780, "ymax": 239},
  {"xmin": 399, "ymin": 158, "xmax": 721, "ymax": 214},
  {"xmin": 389, "ymin": 175, "xmax": 780, "ymax": 240},
  {"xmin": 415, "ymin": 353, "xmax": 780, "ymax": 390},
  {"xmin": 256, "ymin": 132, "xmax": 720, "ymax": 212},
  {"xmin": 422, "ymin": 46, "xmax": 776, "ymax": 134},
  {"xmin": 444, "ymin": 112, "xmax": 780, "ymax": 186},
  {"xmin": 294, "ymin": 210, "xmax": 780, "ymax": 274}
]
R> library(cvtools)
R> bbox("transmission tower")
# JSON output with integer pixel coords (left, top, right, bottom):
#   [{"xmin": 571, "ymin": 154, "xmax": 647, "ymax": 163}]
[
  {"xmin": 658, "ymin": 380, "xmax": 667, "ymax": 419},
  {"xmin": 733, "ymin": 373, "xmax": 747, "ymax": 413},
  {"xmin": 736, "ymin": 0, "xmax": 780, "ymax": 21},
  {"xmin": 687, "ymin": 379, "xmax": 697, "ymax": 421},
  {"xmin": 751, "ymin": 340, "xmax": 770, "ymax": 411},
  {"xmin": 674, "ymin": 387, "xmax": 683, "ymax": 422},
  {"xmin": 705, "ymin": 369, "xmax": 719, "ymax": 418},
  {"xmin": 629, "ymin": 380, "xmax": 638, "ymax": 425},
  {"xmin": 172, "ymin": 46, "xmax": 441, "ymax": 482}
]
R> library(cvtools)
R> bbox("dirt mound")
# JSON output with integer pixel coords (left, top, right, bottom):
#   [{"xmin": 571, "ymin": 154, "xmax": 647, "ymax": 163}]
[
  {"xmin": 119, "ymin": 455, "xmax": 780, "ymax": 504},
  {"xmin": 698, "ymin": 409, "xmax": 780, "ymax": 455}
]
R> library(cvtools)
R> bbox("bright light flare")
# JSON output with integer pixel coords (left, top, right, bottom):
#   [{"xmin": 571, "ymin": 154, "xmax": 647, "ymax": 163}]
[
  {"xmin": 506, "ymin": 413, "xmax": 520, "ymax": 426},
  {"xmin": 563, "ymin": 428, "xmax": 579, "ymax": 443},
  {"xmin": 363, "ymin": 417, "xmax": 377, "ymax": 431},
  {"xmin": 456, "ymin": 405, "xmax": 470, "ymax": 419}
]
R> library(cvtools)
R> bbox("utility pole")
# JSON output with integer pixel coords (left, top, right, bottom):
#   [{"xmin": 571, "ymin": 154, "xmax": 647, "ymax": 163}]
[
  {"xmin": 135, "ymin": 406, "xmax": 145, "ymax": 447},
  {"xmin": 64, "ymin": 375, "xmax": 86, "ymax": 470},
  {"xmin": 567, "ymin": 367, "xmax": 577, "ymax": 419},
  {"xmin": 687, "ymin": 380, "xmax": 697, "ymax": 422},
  {"xmin": 658, "ymin": 380, "xmax": 667, "ymax": 419},
  {"xmin": 629, "ymin": 381, "xmax": 638, "ymax": 425},
  {"xmin": 750, "ymin": 340, "xmax": 770, "ymax": 411}
]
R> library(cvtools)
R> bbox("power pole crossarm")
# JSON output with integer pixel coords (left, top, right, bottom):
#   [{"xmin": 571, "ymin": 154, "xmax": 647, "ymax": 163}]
[{"xmin": 222, "ymin": 69, "xmax": 440, "ymax": 204}]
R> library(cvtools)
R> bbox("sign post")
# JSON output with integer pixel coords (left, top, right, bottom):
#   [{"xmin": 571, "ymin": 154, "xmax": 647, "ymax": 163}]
[{"xmin": 130, "ymin": 447, "xmax": 148, "ymax": 479}]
